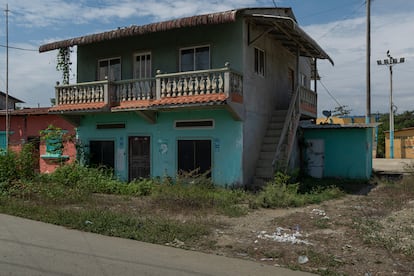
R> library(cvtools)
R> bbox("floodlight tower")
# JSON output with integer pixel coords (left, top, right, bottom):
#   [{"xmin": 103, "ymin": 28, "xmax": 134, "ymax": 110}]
[{"xmin": 377, "ymin": 50, "xmax": 405, "ymax": 159}]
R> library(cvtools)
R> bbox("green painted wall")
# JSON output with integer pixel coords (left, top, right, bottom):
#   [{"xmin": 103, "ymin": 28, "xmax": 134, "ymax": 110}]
[
  {"xmin": 77, "ymin": 109, "xmax": 243, "ymax": 186},
  {"xmin": 304, "ymin": 128, "xmax": 373, "ymax": 179},
  {"xmin": 77, "ymin": 20, "xmax": 244, "ymax": 82}
]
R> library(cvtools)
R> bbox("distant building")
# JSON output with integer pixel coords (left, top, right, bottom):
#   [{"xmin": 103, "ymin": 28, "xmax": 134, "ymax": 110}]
[
  {"xmin": 0, "ymin": 107, "xmax": 77, "ymax": 173},
  {"xmin": 0, "ymin": 91, "xmax": 24, "ymax": 110},
  {"xmin": 385, "ymin": 127, "xmax": 414, "ymax": 159}
]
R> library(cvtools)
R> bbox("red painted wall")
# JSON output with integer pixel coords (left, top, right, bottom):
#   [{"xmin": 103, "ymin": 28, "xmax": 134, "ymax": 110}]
[{"xmin": 0, "ymin": 112, "xmax": 77, "ymax": 173}]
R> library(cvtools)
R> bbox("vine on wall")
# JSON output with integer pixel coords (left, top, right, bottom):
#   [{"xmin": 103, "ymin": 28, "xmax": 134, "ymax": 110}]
[{"xmin": 56, "ymin": 47, "xmax": 72, "ymax": 85}]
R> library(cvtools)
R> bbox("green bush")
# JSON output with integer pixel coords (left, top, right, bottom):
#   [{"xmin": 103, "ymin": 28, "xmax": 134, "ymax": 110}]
[
  {"xmin": 16, "ymin": 143, "xmax": 37, "ymax": 180},
  {"xmin": 254, "ymin": 172, "xmax": 344, "ymax": 208},
  {"xmin": 0, "ymin": 151, "xmax": 18, "ymax": 183},
  {"xmin": 118, "ymin": 178, "xmax": 156, "ymax": 196}
]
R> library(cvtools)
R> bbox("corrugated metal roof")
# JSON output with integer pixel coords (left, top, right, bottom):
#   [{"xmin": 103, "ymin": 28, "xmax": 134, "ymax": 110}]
[
  {"xmin": 0, "ymin": 107, "xmax": 50, "ymax": 115},
  {"xmin": 38, "ymin": 7, "xmax": 332, "ymax": 65},
  {"xmin": 0, "ymin": 91, "xmax": 24, "ymax": 103},
  {"xmin": 39, "ymin": 9, "xmax": 238, "ymax": 52},
  {"xmin": 301, "ymin": 122, "xmax": 380, "ymax": 129}
]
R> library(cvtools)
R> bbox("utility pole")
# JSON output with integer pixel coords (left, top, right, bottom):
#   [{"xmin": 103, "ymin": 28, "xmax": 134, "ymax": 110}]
[
  {"xmin": 366, "ymin": 0, "xmax": 371, "ymax": 124},
  {"xmin": 4, "ymin": 4, "xmax": 9, "ymax": 153},
  {"xmin": 377, "ymin": 51, "xmax": 405, "ymax": 159}
]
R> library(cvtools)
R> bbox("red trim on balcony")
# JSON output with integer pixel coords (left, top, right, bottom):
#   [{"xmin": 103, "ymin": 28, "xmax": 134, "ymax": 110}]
[{"xmin": 111, "ymin": 94, "xmax": 227, "ymax": 111}]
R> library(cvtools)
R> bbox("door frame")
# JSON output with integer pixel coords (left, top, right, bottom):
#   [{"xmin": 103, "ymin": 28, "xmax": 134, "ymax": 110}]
[{"xmin": 128, "ymin": 135, "xmax": 151, "ymax": 181}]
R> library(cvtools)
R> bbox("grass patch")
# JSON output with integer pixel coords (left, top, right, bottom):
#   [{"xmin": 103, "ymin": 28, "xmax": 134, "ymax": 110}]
[{"xmin": 0, "ymin": 197, "xmax": 210, "ymax": 246}]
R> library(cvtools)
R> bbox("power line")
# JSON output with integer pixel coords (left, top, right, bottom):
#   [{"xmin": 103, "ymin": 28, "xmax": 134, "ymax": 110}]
[
  {"xmin": 317, "ymin": 0, "xmax": 366, "ymax": 41},
  {"xmin": 0, "ymin": 44, "xmax": 37, "ymax": 52},
  {"xmin": 318, "ymin": 79, "xmax": 343, "ymax": 108}
]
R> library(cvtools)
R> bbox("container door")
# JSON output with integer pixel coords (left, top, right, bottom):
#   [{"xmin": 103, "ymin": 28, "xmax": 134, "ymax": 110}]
[{"xmin": 306, "ymin": 139, "xmax": 324, "ymax": 178}]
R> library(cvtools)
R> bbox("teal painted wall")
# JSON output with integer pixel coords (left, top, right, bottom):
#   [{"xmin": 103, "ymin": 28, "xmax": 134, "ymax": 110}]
[
  {"xmin": 0, "ymin": 132, "xmax": 6, "ymax": 151},
  {"xmin": 77, "ymin": 109, "xmax": 243, "ymax": 186},
  {"xmin": 304, "ymin": 128, "xmax": 373, "ymax": 179},
  {"xmin": 77, "ymin": 20, "xmax": 244, "ymax": 82}
]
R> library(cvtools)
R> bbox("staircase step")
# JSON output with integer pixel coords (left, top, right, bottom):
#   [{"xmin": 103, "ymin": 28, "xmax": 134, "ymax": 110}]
[
  {"xmin": 259, "ymin": 151, "xmax": 274, "ymax": 160},
  {"xmin": 261, "ymin": 144, "xmax": 277, "ymax": 152},
  {"xmin": 268, "ymin": 122, "xmax": 284, "ymax": 129},
  {"xmin": 255, "ymin": 167, "xmax": 274, "ymax": 178},
  {"xmin": 263, "ymin": 137, "xmax": 280, "ymax": 144},
  {"xmin": 265, "ymin": 129, "xmax": 282, "ymax": 137},
  {"xmin": 256, "ymin": 160, "xmax": 272, "ymax": 169},
  {"xmin": 252, "ymin": 109, "xmax": 288, "ymax": 188},
  {"xmin": 271, "ymin": 110, "xmax": 288, "ymax": 118}
]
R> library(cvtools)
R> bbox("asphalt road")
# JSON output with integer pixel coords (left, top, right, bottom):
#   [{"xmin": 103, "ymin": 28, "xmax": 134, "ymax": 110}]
[{"xmin": 0, "ymin": 214, "xmax": 315, "ymax": 276}]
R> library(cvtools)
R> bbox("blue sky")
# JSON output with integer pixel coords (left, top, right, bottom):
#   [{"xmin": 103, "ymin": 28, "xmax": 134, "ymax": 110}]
[{"xmin": 0, "ymin": 0, "xmax": 413, "ymax": 116}]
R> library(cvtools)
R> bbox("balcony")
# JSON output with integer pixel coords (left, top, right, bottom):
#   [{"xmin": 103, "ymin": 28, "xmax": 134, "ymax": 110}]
[
  {"xmin": 53, "ymin": 66, "xmax": 243, "ymax": 113},
  {"xmin": 299, "ymin": 86, "xmax": 317, "ymax": 119}
]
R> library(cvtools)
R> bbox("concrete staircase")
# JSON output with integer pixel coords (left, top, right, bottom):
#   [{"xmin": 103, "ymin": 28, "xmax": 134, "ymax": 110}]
[{"xmin": 253, "ymin": 110, "xmax": 287, "ymax": 188}]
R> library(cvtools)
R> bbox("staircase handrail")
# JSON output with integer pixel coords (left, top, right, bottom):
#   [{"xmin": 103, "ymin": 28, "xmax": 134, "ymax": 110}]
[{"xmin": 272, "ymin": 85, "xmax": 301, "ymax": 172}]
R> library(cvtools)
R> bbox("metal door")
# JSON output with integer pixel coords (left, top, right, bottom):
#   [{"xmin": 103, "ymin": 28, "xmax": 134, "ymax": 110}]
[
  {"xmin": 129, "ymin": 136, "xmax": 150, "ymax": 181},
  {"xmin": 306, "ymin": 139, "xmax": 325, "ymax": 178}
]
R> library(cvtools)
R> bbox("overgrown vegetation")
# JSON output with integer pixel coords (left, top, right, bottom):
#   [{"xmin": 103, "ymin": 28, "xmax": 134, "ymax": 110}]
[
  {"xmin": 0, "ymin": 146, "xmax": 349, "ymax": 247},
  {"xmin": 252, "ymin": 172, "xmax": 344, "ymax": 208}
]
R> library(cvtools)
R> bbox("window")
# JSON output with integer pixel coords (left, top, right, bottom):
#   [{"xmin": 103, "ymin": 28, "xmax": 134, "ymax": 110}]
[
  {"xmin": 254, "ymin": 48, "xmax": 265, "ymax": 76},
  {"xmin": 175, "ymin": 119, "xmax": 214, "ymax": 129},
  {"xmin": 98, "ymin": 57, "xmax": 121, "ymax": 81},
  {"xmin": 180, "ymin": 46, "xmax": 210, "ymax": 72},
  {"xmin": 96, "ymin": 123, "xmax": 125, "ymax": 129},
  {"xmin": 134, "ymin": 52, "xmax": 151, "ymax": 79},
  {"xmin": 178, "ymin": 140, "xmax": 211, "ymax": 176},
  {"xmin": 288, "ymin": 68, "xmax": 295, "ymax": 93},
  {"xmin": 89, "ymin": 140, "xmax": 115, "ymax": 169},
  {"xmin": 300, "ymin": 73, "xmax": 307, "ymax": 87}
]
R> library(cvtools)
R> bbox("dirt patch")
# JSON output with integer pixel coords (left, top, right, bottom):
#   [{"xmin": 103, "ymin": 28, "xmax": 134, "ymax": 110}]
[
  {"xmin": 201, "ymin": 183, "xmax": 414, "ymax": 275},
  {"xmin": 83, "ymin": 179, "xmax": 414, "ymax": 275}
]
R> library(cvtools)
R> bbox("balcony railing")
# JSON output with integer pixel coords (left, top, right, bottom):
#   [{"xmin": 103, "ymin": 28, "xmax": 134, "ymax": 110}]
[
  {"xmin": 54, "ymin": 66, "xmax": 243, "ymax": 108},
  {"xmin": 55, "ymin": 80, "xmax": 109, "ymax": 105},
  {"xmin": 299, "ymin": 86, "xmax": 317, "ymax": 118}
]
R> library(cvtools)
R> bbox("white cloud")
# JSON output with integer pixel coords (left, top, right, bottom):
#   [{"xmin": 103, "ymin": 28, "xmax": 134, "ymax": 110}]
[
  {"xmin": 0, "ymin": 0, "xmax": 412, "ymax": 117},
  {"xmin": 305, "ymin": 11, "xmax": 414, "ymax": 116}
]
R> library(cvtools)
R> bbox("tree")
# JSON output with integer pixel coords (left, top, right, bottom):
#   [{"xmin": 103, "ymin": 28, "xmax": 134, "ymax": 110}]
[{"xmin": 376, "ymin": 110, "xmax": 414, "ymax": 157}]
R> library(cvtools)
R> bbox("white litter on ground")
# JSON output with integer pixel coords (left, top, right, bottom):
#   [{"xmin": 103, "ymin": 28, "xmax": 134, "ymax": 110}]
[
  {"xmin": 257, "ymin": 227, "xmax": 312, "ymax": 245},
  {"xmin": 311, "ymin": 208, "xmax": 330, "ymax": 220}
]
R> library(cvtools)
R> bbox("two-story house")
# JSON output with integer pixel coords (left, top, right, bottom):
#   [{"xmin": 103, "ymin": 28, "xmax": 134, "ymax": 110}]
[{"xmin": 39, "ymin": 7, "xmax": 332, "ymax": 188}]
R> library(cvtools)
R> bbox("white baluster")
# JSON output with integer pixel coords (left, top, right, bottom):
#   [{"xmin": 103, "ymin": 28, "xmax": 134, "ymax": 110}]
[
  {"xmin": 217, "ymin": 73, "xmax": 224, "ymax": 93},
  {"xmin": 194, "ymin": 76, "xmax": 200, "ymax": 95},
  {"xmin": 182, "ymin": 77, "xmax": 189, "ymax": 96},
  {"xmin": 205, "ymin": 74, "xmax": 212, "ymax": 94}
]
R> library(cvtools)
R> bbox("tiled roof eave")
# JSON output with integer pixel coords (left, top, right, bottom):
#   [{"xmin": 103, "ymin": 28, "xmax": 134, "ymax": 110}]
[{"xmin": 39, "ymin": 10, "xmax": 238, "ymax": 52}]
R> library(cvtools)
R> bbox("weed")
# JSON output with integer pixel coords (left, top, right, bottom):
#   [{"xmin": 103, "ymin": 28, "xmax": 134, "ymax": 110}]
[
  {"xmin": 314, "ymin": 218, "xmax": 329, "ymax": 229},
  {"xmin": 254, "ymin": 172, "xmax": 344, "ymax": 208}
]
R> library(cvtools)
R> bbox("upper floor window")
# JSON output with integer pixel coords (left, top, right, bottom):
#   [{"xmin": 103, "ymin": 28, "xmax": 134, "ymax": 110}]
[
  {"xmin": 300, "ymin": 73, "xmax": 307, "ymax": 87},
  {"xmin": 254, "ymin": 48, "xmax": 265, "ymax": 76},
  {"xmin": 288, "ymin": 68, "xmax": 295, "ymax": 93},
  {"xmin": 134, "ymin": 52, "xmax": 151, "ymax": 79},
  {"xmin": 98, "ymin": 57, "xmax": 121, "ymax": 81},
  {"xmin": 180, "ymin": 46, "xmax": 210, "ymax": 72}
]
